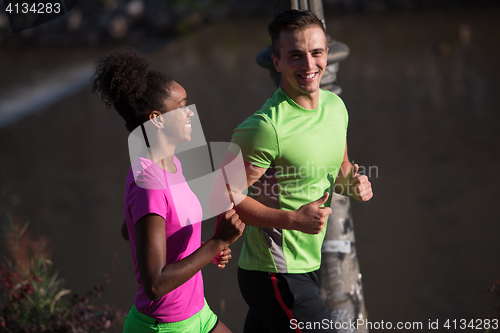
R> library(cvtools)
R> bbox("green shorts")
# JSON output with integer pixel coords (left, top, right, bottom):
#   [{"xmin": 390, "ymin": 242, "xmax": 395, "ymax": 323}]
[{"xmin": 123, "ymin": 299, "xmax": 219, "ymax": 333}]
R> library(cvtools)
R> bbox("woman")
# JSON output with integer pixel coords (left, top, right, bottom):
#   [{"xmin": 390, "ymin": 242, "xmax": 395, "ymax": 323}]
[{"xmin": 92, "ymin": 48, "xmax": 244, "ymax": 333}]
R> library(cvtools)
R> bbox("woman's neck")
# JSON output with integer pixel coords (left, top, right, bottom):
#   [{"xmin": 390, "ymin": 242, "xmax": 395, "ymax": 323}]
[
  {"xmin": 139, "ymin": 144, "xmax": 177, "ymax": 174},
  {"xmin": 159, "ymin": 155, "xmax": 177, "ymax": 174}
]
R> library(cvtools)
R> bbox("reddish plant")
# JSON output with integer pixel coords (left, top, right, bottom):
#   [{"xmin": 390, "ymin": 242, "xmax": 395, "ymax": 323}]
[{"xmin": 0, "ymin": 217, "xmax": 124, "ymax": 332}]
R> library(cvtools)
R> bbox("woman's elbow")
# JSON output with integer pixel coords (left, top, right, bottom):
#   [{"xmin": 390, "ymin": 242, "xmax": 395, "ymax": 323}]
[
  {"xmin": 143, "ymin": 282, "xmax": 172, "ymax": 302},
  {"xmin": 121, "ymin": 221, "xmax": 130, "ymax": 241},
  {"xmin": 143, "ymin": 285, "xmax": 163, "ymax": 302}
]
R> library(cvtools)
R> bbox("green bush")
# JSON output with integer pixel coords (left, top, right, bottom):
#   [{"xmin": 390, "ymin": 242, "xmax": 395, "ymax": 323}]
[{"xmin": 0, "ymin": 218, "xmax": 124, "ymax": 332}]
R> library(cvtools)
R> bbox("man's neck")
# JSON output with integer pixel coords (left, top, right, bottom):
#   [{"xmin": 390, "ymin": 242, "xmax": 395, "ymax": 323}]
[{"xmin": 281, "ymin": 86, "xmax": 320, "ymax": 110}]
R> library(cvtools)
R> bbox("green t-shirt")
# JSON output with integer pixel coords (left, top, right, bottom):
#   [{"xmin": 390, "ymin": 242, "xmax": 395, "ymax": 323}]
[{"xmin": 231, "ymin": 87, "xmax": 349, "ymax": 274}]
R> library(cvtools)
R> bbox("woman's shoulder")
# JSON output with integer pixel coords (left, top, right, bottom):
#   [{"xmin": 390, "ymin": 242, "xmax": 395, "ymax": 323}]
[{"xmin": 131, "ymin": 157, "xmax": 168, "ymax": 190}]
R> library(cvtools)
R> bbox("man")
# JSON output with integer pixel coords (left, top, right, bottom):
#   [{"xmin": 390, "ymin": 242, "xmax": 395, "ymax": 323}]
[{"xmin": 230, "ymin": 10, "xmax": 373, "ymax": 333}]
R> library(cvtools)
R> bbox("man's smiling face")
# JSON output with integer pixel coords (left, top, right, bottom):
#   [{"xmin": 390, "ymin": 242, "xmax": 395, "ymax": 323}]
[{"xmin": 272, "ymin": 26, "xmax": 328, "ymax": 102}]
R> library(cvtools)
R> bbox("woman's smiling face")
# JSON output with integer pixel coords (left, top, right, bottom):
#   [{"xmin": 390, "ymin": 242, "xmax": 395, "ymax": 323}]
[{"xmin": 161, "ymin": 81, "xmax": 194, "ymax": 144}]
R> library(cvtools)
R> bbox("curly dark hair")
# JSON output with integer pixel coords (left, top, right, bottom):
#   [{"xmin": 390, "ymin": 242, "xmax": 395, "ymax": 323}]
[
  {"xmin": 268, "ymin": 10, "xmax": 326, "ymax": 59},
  {"xmin": 91, "ymin": 48, "xmax": 173, "ymax": 132}
]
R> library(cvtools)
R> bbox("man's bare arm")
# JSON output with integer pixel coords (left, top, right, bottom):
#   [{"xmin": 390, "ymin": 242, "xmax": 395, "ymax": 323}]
[
  {"xmin": 333, "ymin": 140, "xmax": 373, "ymax": 202},
  {"xmin": 221, "ymin": 155, "xmax": 331, "ymax": 234}
]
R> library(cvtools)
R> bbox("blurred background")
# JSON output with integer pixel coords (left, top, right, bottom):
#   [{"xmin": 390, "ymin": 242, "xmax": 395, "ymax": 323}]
[{"xmin": 1, "ymin": 0, "xmax": 499, "ymax": 332}]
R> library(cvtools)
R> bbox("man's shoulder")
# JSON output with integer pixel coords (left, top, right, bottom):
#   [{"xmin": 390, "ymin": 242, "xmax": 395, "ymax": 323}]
[
  {"xmin": 319, "ymin": 88, "xmax": 344, "ymax": 103},
  {"xmin": 256, "ymin": 88, "xmax": 288, "ymax": 116},
  {"xmin": 230, "ymin": 90, "xmax": 283, "ymax": 167},
  {"xmin": 319, "ymin": 89, "xmax": 348, "ymax": 119},
  {"xmin": 236, "ymin": 89, "xmax": 286, "ymax": 128},
  {"xmin": 235, "ymin": 108, "xmax": 273, "ymax": 131}
]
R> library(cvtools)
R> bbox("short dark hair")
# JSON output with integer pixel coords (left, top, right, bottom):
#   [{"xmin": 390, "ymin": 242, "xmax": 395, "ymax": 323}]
[
  {"xmin": 268, "ymin": 10, "xmax": 326, "ymax": 58},
  {"xmin": 91, "ymin": 48, "xmax": 173, "ymax": 132}
]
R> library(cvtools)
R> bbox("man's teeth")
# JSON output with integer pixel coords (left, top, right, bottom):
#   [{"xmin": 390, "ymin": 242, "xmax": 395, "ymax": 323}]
[
  {"xmin": 301, "ymin": 73, "xmax": 316, "ymax": 79},
  {"xmin": 185, "ymin": 124, "xmax": 191, "ymax": 127}
]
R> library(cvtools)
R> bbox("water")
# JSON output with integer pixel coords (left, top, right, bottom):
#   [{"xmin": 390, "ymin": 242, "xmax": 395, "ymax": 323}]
[{"xmin": 1, "ymin": 7, "xmax": 499, "ymax": 332}]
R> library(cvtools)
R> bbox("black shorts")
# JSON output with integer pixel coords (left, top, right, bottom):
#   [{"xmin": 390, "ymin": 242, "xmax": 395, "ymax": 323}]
[{"xmin": 238, "ymin": 267, "xmax": 336, "ymax": 333}]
